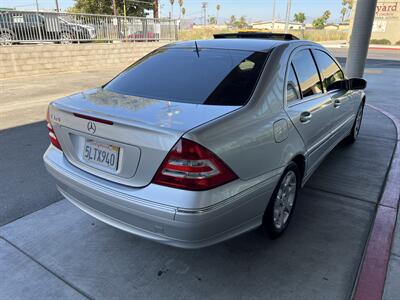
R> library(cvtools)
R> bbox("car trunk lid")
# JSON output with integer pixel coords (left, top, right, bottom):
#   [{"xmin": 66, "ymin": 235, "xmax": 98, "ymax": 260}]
[{"xmin": 48, "ymin": 88, "xmax": 239, "ymax": 187}]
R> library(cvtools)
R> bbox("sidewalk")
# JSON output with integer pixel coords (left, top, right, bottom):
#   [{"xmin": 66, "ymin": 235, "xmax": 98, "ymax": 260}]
[
  {"xmin": 0, "ymin": 68, "xmax": 122, "ymax": 131},
  {"xmin": 364, "ymin": 68, "xmax": 400, "ymax": 300}
]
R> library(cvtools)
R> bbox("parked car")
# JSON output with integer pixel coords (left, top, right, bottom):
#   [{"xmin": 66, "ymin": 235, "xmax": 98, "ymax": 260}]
[
  {"xmin": 44, "ymin": 34, "xmax": 366, "ymax": 248},
  {"xmin": 0, "ymin": 11, "xmax": 96, "ymax": 45},
  {"xmin": 127, "ymin": 30, "xmax": 159, "ymax": 41}
]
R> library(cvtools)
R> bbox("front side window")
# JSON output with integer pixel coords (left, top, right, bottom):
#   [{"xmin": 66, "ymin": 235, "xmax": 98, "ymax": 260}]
[
  {"xmin": 12, "ymin": 15, "xmax": 24, "ymax": 23},
  {"xmin": 286, "ymin": 63, "xmax": 301, "ymax": 103},
  {"xmin": 105, "ymin": 48, "xmax": 268, "ymax": 106},
  {"xmin": 291, "ymin": 49, "xmax": 323, "ymax": 98},
  {"xmin": 24, "ymin": 14, "xmax": 37, "ymax": 23},
  {"xmin": 313, "ymin": 50, "xmax": 344, "ymax": 91}
]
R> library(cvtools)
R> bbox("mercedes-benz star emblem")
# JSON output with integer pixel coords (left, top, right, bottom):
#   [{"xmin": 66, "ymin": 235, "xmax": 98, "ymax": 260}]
[{"xmin": 87, "ymin": 121, "xmax": 96, "ymax": 134}]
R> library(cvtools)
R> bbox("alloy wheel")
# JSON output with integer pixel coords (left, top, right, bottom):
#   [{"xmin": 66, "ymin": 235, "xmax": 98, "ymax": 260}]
[
  {"xmin": 0, "ymin": 32, "xmax": 12, "ymax": 46},
  {"xmin": 60, "ymin": 32, "xmax": 73, "ymax": 44},
  {"xmin": 273, "ymin": 170, "xmax": 297, "ymax": 230},
  {"xmin": 354, "ymin": 105, "xmax": 364, "ymax": 139}
]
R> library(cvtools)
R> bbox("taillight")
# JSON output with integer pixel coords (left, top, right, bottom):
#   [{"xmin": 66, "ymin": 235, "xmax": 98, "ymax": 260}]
[
  {"xmin": 46, "ymin": 107, "xmax": 62, "ymax": 151},
  {"xmin": 152, "ymin": 138, "xmax": 237, "ymax": 191}
]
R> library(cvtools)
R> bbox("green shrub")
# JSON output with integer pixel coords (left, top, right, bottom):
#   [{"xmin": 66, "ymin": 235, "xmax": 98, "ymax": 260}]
[
  {"xmin": 395, "ymin": 40, "xmax": 400, "ymax": 45},
  {"xmin": 370, "ymin": 38, "xmax": 391, "ymax": 45}
]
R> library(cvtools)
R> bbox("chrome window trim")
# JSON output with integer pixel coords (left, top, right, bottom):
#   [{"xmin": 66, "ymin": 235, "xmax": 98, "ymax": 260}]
[
  {"xmin": 311, "ymin": 48, "xmax": 346, "ymax": 94},
  {"xmin": 284, "ymin": 45, "xmax": 325, "ymax": 108}
]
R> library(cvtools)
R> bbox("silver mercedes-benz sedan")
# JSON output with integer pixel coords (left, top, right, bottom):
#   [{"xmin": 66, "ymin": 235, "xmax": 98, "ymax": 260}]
[{"xmin": 44, "ymin": 34, "xmax": 366, "ymax": 248}]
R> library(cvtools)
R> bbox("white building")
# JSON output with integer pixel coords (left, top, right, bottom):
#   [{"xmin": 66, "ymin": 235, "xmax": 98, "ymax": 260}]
[{"xmin": 250, "ymin": 20, "xmax": 304, "ymax": 30}]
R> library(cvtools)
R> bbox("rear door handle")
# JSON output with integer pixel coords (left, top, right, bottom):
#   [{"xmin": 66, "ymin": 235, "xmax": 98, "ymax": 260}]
[
  {"xmin": 300, "ymin": 111, "xmax": 312, "ymax": 123},
  {"xmin": 334, "ymin": 99, "xmax": 341, "ymax": 108}
]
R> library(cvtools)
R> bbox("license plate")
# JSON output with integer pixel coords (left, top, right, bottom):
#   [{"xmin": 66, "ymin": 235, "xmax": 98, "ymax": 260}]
[{"xmin": 83, "ymin": 140, "xmax": 120, "ymax": 171}]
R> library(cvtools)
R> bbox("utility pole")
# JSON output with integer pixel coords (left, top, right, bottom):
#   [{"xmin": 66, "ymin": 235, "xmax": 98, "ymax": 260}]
[
  {"xmin": 345, "ymin": 0, "xmax": 378, "ymax": 78},
  {"xmin": 284, "ymin": 0, "xmax": 292, "ymax": 33},
  {"xmin": 55, "ymin": 0, "xmax": 60, "ymax": 12},
  {"xmin": 202, "ymin": 2, "xmax": 208, "ymax": 26},
  {"xmin": 272, "ymin": 0, "xmax": 276, "ymax": 30}
]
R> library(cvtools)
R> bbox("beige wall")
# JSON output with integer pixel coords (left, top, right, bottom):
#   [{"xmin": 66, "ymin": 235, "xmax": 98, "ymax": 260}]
[
  {"xmin": 349, "ymin": 0, "xmax": 400, "ymax": 44},
  {"xmin": 0, "ymin": 42, "xmax": 168, "ymax": 79}
]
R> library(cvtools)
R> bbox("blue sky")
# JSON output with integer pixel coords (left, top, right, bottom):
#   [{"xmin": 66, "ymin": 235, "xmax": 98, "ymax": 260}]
[{"xmin": 2, "ymin": 0, "xmax": 345, "ymax": 23}]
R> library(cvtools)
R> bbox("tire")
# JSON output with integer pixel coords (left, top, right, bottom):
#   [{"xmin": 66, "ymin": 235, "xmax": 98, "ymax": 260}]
[
  {"xmin": 346, "ymin": 102, "xmax": 364, "ymax": 143},
  {"xmin": 262, "ymin": 162, "xmax": 300, "ymax": 239},
  {"xmin": 0, "ymin": 31, "xmax": 13, "ymax": 46},
  {"xmin": 60, "ymin": 31, "xmax": 73, "ymax": 44}
]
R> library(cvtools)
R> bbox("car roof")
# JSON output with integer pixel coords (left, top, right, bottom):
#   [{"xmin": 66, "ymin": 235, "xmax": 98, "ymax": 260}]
[{"xmin": 164, "ymin": 38, "xmax": 296, "ymax": 53}]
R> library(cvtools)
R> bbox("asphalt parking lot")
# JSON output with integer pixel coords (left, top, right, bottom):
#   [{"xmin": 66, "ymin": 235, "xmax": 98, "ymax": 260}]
[{"xmin": 1, "ymin": 52, "xmax": 399, "ymax": 299}]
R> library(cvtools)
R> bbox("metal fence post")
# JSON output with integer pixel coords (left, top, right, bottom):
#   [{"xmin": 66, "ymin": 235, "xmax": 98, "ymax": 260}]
[
  {"xmin": 144, "ymin": 18, "xmax": 148, "ymax": 42},
  {"xmin": 106, "ymin": 16, "xmax": 111, "ymax": 42},
  {"xmin": 34, "ymin": 0, "xmax": 43, "ymax": 42}
]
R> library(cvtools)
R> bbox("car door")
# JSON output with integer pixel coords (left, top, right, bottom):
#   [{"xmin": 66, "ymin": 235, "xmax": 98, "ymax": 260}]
[
  {"xmin": 285, "ymin": 48, "xmax": 334, "ymax": 172},
  {"xmin": 312, "ymin": 49, "xmax": 355, "ymax": 139},
  {"xmin": 23, "ymin": 13, "xmax": 45, "ymax": 41}
]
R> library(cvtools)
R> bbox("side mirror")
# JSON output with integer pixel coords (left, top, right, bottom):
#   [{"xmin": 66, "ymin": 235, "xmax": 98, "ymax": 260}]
[
  {"xmin": 326, "ymin": 78, "xmax": 367, "ymax": 92},
  {"xmin": 348, "ymin": 78, "xmax": 367, "ymax": 90},
  {"xmin": 327, "ymin": 80, "xmax": 348, "ymax": 91}
]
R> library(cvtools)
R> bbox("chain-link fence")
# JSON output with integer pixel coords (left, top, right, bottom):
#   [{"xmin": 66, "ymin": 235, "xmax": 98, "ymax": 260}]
[{"xmin": 0, "ymin": 10, "xmax": 178, "ymax": 45}]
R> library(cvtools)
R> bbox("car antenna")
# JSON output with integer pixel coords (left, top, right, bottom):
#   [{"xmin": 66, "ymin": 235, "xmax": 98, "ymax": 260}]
[{"xmin": 194, "ymin": 40, "xmax": 200, "ymax": 58}]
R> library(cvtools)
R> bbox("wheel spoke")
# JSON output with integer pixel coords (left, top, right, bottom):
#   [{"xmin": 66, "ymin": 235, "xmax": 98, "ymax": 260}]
[{"xmin": 278, "ymin": 210, "xmax": 285, "ymax": 228}]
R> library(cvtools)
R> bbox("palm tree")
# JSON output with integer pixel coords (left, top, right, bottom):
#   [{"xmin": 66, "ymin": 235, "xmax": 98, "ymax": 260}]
[
  {"xmin": 322, "ymin": 10, "xmax": 331, "ymax": 21},
  {"xmin": 181, "ymin": 7, "xmax": 186, "ymax": 19},
  {"xmin": 216, "ymin": 4, "xmax": 221, "ymax": 24},
  {"xmin": 340, "ymin": 7, "xmax": 347, "ymax": 22},
  {"xmin": 178, "ymin": 0, "xmax": 183, "ymax": 19},
  {"xmin": 228, "ymin": 15, "xmax": 236, "ymax": 27},
  {"xmin": 169, "ymin": 0, "xmax": 175, "ymax": 19}
]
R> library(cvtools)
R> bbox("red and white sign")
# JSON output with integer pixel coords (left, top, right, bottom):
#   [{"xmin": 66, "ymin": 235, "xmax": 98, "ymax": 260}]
[{"xmin": 375, "ymin": 2, "xmax": 398, "ymax": 17}]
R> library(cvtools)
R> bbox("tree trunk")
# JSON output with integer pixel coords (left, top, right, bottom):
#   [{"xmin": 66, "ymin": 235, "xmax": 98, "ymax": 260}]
[{"xmin": 154, "ymin": 0, "xmax": 159, "ymax": 18}]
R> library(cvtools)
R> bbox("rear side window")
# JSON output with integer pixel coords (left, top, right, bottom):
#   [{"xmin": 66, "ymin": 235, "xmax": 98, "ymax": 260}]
[
  {"xmin": 291, "ymin": 49, "xmax": 323, "ymax": 98},
  {"xmin": 312, "ymin": 50, "xmax": 344, "ymax": 91},
  {"xmin": 286, "ymin": 63, "xmax": 301, "ymax": 103},
  {"xmin": 105, "ymin": 48, "xmax": 268, "ymax": 106}
]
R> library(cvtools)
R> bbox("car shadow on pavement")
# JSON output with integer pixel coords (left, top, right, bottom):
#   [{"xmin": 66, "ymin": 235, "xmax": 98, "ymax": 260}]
[{"xmin": 0, "ymin": 121, "xmax": 62, "ymax": 226}]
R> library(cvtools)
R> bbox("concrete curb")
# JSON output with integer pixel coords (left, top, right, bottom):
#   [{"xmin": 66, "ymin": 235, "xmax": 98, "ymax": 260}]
[
  {"xmin": 368, "ymin": 46, "xmax": 400, "ymax": 51},
  {"xmin": 322, "ymin": 44, "xmax": 400, "ymax": 51},
  {"xmin": 353, "ymin": 104, "xmax": 400, "ymax": 300}
]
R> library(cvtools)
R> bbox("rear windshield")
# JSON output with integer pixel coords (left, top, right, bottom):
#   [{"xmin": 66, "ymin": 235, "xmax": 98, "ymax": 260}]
[{"xmin": 104, "ymin": 47, "xmax": 268, "ymax": 106}]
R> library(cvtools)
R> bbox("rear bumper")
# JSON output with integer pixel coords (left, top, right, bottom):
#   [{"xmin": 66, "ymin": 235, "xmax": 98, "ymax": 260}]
[{"xmin": 44, "ymin": 146, "xmax": 279, "ymax": 248}]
